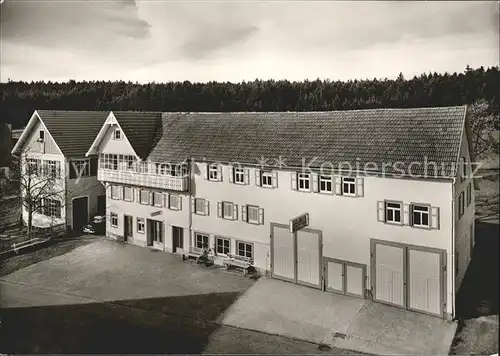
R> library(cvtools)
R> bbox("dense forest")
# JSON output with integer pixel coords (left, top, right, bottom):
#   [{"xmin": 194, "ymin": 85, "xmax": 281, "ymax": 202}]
[{"xmin": 1, "ymin": 65, "xmax": 499, "ymax": 129}]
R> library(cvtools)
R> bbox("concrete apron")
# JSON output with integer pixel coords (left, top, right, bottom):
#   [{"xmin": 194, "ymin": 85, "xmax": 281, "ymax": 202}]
[{"xmin": 219, "ymin": 277, "xmax": 457, "ymax": 355}]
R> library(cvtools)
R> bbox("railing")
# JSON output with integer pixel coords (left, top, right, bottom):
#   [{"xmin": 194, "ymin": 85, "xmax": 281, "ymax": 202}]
[{"xmin": 98, "ymin": 169, "xmax": 189, "ymax": 191}]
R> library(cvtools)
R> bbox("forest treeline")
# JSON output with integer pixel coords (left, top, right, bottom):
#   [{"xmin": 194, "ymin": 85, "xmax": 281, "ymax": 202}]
[{"xmin": 1, "ymin": 65, "xmax": 499, "ymax": 129}]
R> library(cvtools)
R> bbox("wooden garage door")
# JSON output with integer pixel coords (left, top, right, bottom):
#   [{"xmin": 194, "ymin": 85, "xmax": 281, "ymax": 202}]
[
  {"xmin": 297, "ymin": 230, "xmax": 321, "ymax": 288},
  {"xmin": 325, "ymin": 258, "xmax": 366, "ymax": 298},
  {"xmin": 271, "ymin": 225, "xmax": 295, "ymax": 281},
  {"xmin": 408, "ymin": 249, "xmax": 441, "ymax": 316},
  {"xmin": 346, "ymin": 264, "xmax": 364, "ymax": 297},
  {"xmin": 374, "ymin": 244, "xmax": 405, "ymax": 307}
]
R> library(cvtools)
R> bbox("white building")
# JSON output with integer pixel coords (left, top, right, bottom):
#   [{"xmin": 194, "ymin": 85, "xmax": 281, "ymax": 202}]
[
  {"xmin": 87, "ymin": 106, "xmax": 476, "ymax": 320},
  {"xmin": 11, "ymin": 110, "xmax": 108, "ymax": 230}
]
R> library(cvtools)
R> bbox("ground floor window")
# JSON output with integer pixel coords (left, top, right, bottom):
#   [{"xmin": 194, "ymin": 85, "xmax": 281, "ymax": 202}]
[
  {"xmin": 216, "ymin": 236, "xmax": 230, "ymax": 255},
  {"xmin": 137, "ymin": 218, "xmax": 145, "ymax": 233},
  {"xmin": 110, "ymin": 212, "xmax": 118, "ymax": 227},
  {"xmin": 237, "ymin": 241, "xmax": 253, "ymax": 259},
  {"xmin": 195, "ymin": 233, "xmax": 209, "ymax": 249},
  {"xmin": 40, "ymin": 198, "xmax": 62, "ymax": 218}
]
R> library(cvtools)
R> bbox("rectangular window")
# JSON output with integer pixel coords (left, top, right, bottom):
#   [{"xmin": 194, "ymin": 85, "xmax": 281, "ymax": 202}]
[
  {"xmin": 459, "ymin": 192, "xmax": 465, "ymax": 218},
  {"xmin": 260, "ymin": 171, "xmax": 273, "ymax": 187},
  {"xmin": 342, "ymin": 177, "xmax": 356, "ymax": 195},
  {"xmin": 39, "ymin": 130, "xmax": 45, "ymax": 141},
  {"xmin": 139, "ymin": 161, "xmax": 149, "ymax": 173},
  {"xmin": 195, "ymin": 233, "xmax": 209, "ymax": 249},
  {"xmin": 126, "ymin": 156, "xmax": 135, "ymax": 171},
  {"xmin": 124, "ymin": 187, "xmax": 133, "ymax": 201},
  {"xmin": 153, "ymin": 192, "xmax": 162, "ymax": 207},
  {"xmin": 140, "ymin": 190, "xmax": 149, "ymax": 205},
  {"xmin": 169, "ymin": 194, "xmax": 181, "ymax": 210},
  {"xmin": 216, "ymin": 237, "xmax": 230, "ymax": 255},
  {"xmin": 247, "ymin": 205, "xmax": 259, "ymax": 224},
  {"xmin": 460, "ymin": 157, "xmax": 466, "ymax": 182},
  {"xmin": 137, "ymin": 218, "xmax": 145, "ymax": 233},
  {"xmin": 112, "ymin": 154, "xmax": 118, "ymax": 170},
  {"xmin": 411, "ymin": 204, "xmax": 430, "ymax": 227},
  {"xmin": 195, "ymin": 198, "xmax": 206, "ymax": 215},
  {"xmin": 45, "ymin": 160, "xmax": 60, "ymax": 179},
  {"xmin": 27, "ymin": 158, "xmax": 41, "ymax": 175},
  {"xmin": 41, "ymin": 199, "xmax": 61, "ymax": 218},
  {"xmin": 223, "ymin": 202, "xmax": 233, "ymax": 219},
  {"xmin": 234, "ymin": 167, "xmax": 245, "ymax": 184},
  {"xmin": 297, "ymin": 173, "xmax": 310, "ymax": 191},
  {"xmin": 319, "ymin": 175, "xmax": 332, "ymax": 193},
  {"xmin": 70, "ymin": 159, "xmax": 90, "ymax": 179},
  {"xmin": 237, "ymin": 241, "xmax": 253, "ymax": 259},
  {"xmin": 208, "ymin": 165, "xmax": 218, "ymax": 181},
  {"xmin": 110, "ymin": 212, "xmax": 118, "ymax": 227},
  {"xmin": 385, "ymin": 202, "xmax": 402, "ymax": 224},
  {"xmin": 113, "ymin": 129, "xmax": 121, "ymax": 140},
  {"xmin": 111, "ymin": 185, "xmax": 121, "ymax": 200},
  {"xmin": 466, "ymin": 183, "xmax": 472, "ymax": 206}
]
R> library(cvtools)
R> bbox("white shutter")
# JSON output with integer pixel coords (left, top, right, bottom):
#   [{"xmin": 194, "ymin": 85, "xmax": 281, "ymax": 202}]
[
  {"xmin": 178, "ymin": 196, "xmax": 182, "ymax": 211},
  {"xmin": 164, "ymin": 193, "xmax": 170, "ymax": 209},
  {"xmin": 204, "ymin": 165, "xmax": 209, "ymax": 180},
  {"xmin": 217, "ymin": 202, "xmax": 223, "ymax": 218},
  {"xmin": 131, "ymin": 188, "xmax": 135, "ymax": 202},
  {"xmin": 136, "ymin": 189, "xmax": 140, "ymax": 202},
  {"xmin": 205, "ymin": 200, "xmax": 210, "ymax": 215},
  {"xmin": 255, "ymin": 169, "xmax": 261, "ymax": 186},
  {"xmin": 272, "ymin": 171, "xmax": 278, "ymax": 188},
  {"xmin": 334, "ymin": 176, "xmax": 342, "ymax": 195},
  {"xmin": 244, "ymin": 168, "xmax": 250, "ymax": 185},
  {"xmin": 120, "ymin": 186, "xmax": 124, "ymax": 200},
  {"xmin": 377, "ymin": 201, "xmax": 385, "ymax": 222},
  {"xmin": 242, "ymin": 205, "xmax": 248, "ymax": 222},
  {"xmin": 233, "ymin": 204, "xmax": 238, "ymax": 220},
  {"xmin": 356, "ymin": 177, "xmax": 364, "ymax": 197},
  {"xmin": 312, "ymin": 173, "xmax": 319, "ymax": 193},
  {"xmin": 217, "ymin": 165, "xmax": 223, "ymax": 181},
  {"xmin": 228, "ymin": 166, "xmax": 234, "ymax": 183},
  {"xmin": 291, "ymin": 172, "xmax": 297, "ymax": 190},
  {"xmin": 148, "ymin": 192, "xmax": 153, "ymax": 206},
  {"xmin": 431, "ymin": 206, "xmax": 440, "ymax": 229},
  {"xmin": 403, "ymin": 204, "xmax": 410, "ymax": 225},
  {"xmin": 107, "ymin": 185, "xmax": 111, "ymax": 198},
  {"xmin": 258, "ymin": 208, "xmax": 264, "ymax": 225},
  {"xmin": 191, "ymin": 198, "xmax": 196, "ymax": 214}
]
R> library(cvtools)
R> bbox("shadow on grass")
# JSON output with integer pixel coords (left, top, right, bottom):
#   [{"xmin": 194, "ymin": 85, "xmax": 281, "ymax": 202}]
[
  {"xmin": 456, "ymin": 221, "xmax": 499, "ymax": 318},
  {"xmin": 0, "ymin": 291, "xmax": 242, "ymax": 353}
]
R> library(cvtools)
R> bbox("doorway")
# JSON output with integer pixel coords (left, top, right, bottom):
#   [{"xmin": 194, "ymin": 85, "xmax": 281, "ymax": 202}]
[
  {"xmin": 72, "ymin": 196, "xmax": 88, "ymax": 231},
  {"xmin": 97, "ymin": 195, "xmax": 105, "ymax": 215},
  {"xmin": 124, "ymin": 215, "xmax": 133, "ymax": 242},
  {"xmin": 172, "ymin": 226, "xmax": 184, "ymax": 253}
]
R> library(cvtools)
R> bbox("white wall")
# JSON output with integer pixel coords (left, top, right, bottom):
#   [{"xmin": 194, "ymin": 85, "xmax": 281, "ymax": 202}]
[
  {"xmin": 191, "ymin": 162, "xmax": 454, "ymax": 315},
  {"xmin": 100, "ymin": 124, "xmax": 137, "ymax": 156}
]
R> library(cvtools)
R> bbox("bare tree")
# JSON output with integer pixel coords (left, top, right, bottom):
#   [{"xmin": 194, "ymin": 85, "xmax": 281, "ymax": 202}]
[{"xmin": 2, "ymin": 150, "xmax": 65, "ymax": 239}]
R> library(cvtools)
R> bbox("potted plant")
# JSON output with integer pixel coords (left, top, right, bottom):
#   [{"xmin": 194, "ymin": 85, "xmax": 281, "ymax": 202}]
[{"xmin": 197, "ymin": 243, "xmax": 214, "ymax": 267}]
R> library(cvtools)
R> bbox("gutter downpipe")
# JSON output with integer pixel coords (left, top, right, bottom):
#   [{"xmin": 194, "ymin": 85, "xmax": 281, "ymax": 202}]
[
  {"xmin": 188, "ymin": 158, "xmax": 193, "ymax": 255},
  {"xmin": 451, "ymin": 176, "xmax": 456, "ymax": 320}
]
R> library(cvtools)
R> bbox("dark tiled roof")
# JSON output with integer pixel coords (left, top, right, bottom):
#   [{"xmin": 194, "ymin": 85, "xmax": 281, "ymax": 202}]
[
  {"xmin": 37, "ymin": 110, "xmax": 109, "ymax": 157},
  {"xmin": 147, "ymin": 106, "xmax": 467, "ymax": 177},
  {"xmin": 112, "ymin": 112, "xmax": 163, "ymax": 159}
]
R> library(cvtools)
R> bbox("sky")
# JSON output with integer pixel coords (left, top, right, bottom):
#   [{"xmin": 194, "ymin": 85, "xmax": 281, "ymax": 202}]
[{"xmin": 0, "ymin": 0, "xmax": 498, "ymax": 83}]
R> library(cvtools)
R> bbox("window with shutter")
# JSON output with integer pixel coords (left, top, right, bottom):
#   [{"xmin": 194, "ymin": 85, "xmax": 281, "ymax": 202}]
[
  {"xmin": 341, "ymin": 177, "xmax": 356, "ymax": 195},
  {"xmin": 319, "ymin": 175, "xmax": 333, "ymax": 193},
  {"xmin": 233, "ymin": 167, "xmax": 245, "ymax": 184},
  {"xmin": 237, "ymin": 241, "xmax": 253, "ymax": 259},
  {"xmin": 195, "ymin": 198, "xmax": 206, "ymax": 215},
  {"xmin": 124, "ymin": 187, "xmax": 133, "ymax": 201},
  {"xmin": 140, "ymin": 190, "xmax": 149, "ymax": 205},
  {"xmin": 154, "ymin": 192, "xmax": 162, "ymax": 207},
  {"xmin": 411, "ymin": 204, "xmax": 430, "ymax": 228},
  {"xmin": 297, "ymin": 173, "xmax": 310, "ymax": 191},
  {"xmin": 385, "ymin": 201, "xmax": 402, "ymax": 224},
  {"xmin": 208, "ymin": 165, "xmax": 218, "ymax": 181},
  {"xmin": 216, "ymin": 237, "xmax": 230, "ymax": 255},
  {"xmin": 222, "ymin": 202, "xmax": 234, "ymax": 219},
  {"xmin": 261, "ymin": 171, "xmax": 273, "ymax": 188}
]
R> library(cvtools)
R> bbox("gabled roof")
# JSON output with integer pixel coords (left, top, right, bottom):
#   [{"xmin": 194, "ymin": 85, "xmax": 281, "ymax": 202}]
[
  {"xmin": 147, "ymin": 106, "xmax": 468, "ymax": 178},
  {"xmin": 111, "ymin": 111, "xmax": 163, "ymax": 159},
  {"xmin": 13, "ymin": 110, "xmax": 109, "ymax": 157}
]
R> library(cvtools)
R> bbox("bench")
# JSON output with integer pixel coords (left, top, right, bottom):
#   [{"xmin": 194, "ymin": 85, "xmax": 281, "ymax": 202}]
[
  {"xmin": 186, "ymin": 247, "xmax": 214, "ymax": 264},
  {"xmin": 12, "ymin": 238, "xmax": 44, "ymax": 254},
  {"xmin": 222, "ymin": 253, "xmax": 254, "ymax": 275}
]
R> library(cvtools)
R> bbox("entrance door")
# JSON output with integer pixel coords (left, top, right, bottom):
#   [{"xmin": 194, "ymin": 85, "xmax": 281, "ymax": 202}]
[
  {"xmin": 172, "ymin": 226, "xmax": 184, "ymax": 253},
  {"xmin": 271, "ymin": 223, "xmax": 322, "ymax": 289},
  {"xmin": 97, "ymin": 195, "xmax": 105, "ymax": 215},
  {"xmin": 124, "ymin": 215, "xmax": 133, "ymax": 242},
  {"xmin": 147, "ymin": 219, "xmax": 163, "ymax": 247},
  {"xmin": 72, "ymin": 196, "xmax": 88, "ymax": 231}
]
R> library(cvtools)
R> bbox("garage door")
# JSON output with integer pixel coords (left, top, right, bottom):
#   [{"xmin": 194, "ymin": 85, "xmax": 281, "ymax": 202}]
[
  {"xmin": 325, "ymin": 258, "xmax": 366, "ymax": 298},
  {"xmin": 297, "ymin": 230, "xmax": 321, "ymax": 287},
  {"xmin": 408, "ymin": 249, "xmax": 441, "ymax": 316},
  {"xmin": 374, "ymin": 244, "xmax": 405, "ymax": 307},
  {"xmin": 271, "ymin": 225, "xmax": 295, "ymax": 282}
]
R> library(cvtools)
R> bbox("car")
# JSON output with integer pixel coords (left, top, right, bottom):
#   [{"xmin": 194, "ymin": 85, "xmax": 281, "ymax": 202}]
[{"xmin": 83, "ymin": 215, "xmax": 106, "ymax": 234}]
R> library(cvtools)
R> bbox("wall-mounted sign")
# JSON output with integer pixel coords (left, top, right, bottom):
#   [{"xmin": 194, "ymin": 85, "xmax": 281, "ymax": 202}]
[
  {"xmin": 150, "ymin": 210, "xmax": 162, "ymax": 217},
  {"xmin": 289, "ymin": 213, "xmax": 309, "ymax": 233}
]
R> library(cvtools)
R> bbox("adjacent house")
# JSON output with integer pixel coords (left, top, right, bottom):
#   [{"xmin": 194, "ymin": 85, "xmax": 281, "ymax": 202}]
[
  {"xmin": 86, "ymin": 106, "xmax": 475, "ymax": 320},
  {"xmin": 11, "ymin": 110, "xmax": 108, "ymax": 230}
]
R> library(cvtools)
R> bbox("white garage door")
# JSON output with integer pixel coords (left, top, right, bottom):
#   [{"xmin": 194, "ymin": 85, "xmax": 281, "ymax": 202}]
[
  {"xmin": 326, "ymin": 260, "xmax": 344, "ymax": 293},
  {"xmin": 272, "ymin": 225, "xmax": 295, "ymax": 281},
  {"xmin": 408, "ymin": 249, "xmax": 441, "ymax": 315},
  {"xmin": 374, "ymin": 244, "xmax": 405, "ymax": 307},
  {"xmin": 296, "ymin": 230, "xmax": 320, "ymax": 287}
]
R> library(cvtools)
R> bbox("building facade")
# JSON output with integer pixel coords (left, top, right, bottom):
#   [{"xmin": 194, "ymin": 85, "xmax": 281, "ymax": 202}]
[
  {"xmin": 87, "ymin": 106, "xmax": 475, "ymax": 320},
  {"xmin": 12, "ymin": 110, "xmax": 108, "ymax": 230}
]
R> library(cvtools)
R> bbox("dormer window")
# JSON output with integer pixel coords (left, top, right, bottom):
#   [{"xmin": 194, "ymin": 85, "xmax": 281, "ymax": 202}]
[
  {"xmin": 38, "ymin": 130, "xmax": 45, "ymax": 142},
  {"xmin": 113, "ymin": 128, "xmax": 122, "ymax": 140}
]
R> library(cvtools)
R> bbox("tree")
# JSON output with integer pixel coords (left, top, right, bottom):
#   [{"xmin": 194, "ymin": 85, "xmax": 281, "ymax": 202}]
[
  {"xmin": 468, "ymin": 100, "xmax": 500, "ymax": 159},
  {"xmin": 2, "ymin": 150, "xmax": 65, "ymax": 239}
]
